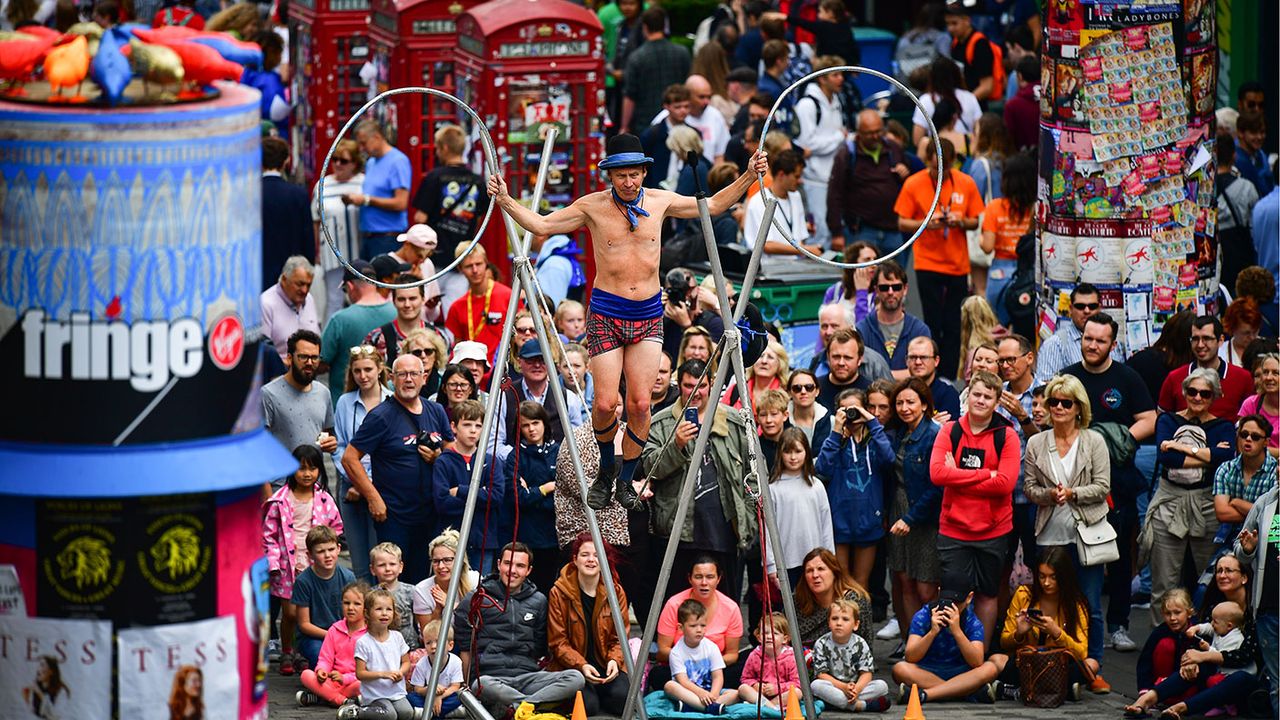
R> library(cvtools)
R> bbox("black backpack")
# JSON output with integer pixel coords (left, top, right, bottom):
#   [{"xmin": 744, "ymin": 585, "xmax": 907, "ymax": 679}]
[
  {"xmin": 948, "ymin": 417, "xmax": 1008, "ymax": 466},
  {"xmin": 1000, "ymin": 232, "xmax": 1038, "ymax": 338}
]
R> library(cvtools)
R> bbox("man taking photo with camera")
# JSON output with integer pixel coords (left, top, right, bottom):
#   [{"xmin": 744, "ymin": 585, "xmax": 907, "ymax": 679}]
[
  {"xmin": 342, "ymin": 353, "xmax": 453, "ymax": 580},
  {"xmin": 661, "ymin": 268, "xmax": 727, "ymax": 362}
]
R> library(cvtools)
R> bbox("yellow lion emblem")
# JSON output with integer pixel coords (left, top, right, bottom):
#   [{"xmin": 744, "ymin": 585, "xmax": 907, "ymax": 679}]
[
  {"xmin": 150, "ymin": 525, "xmax": 202, "ymax": 580},
  {"xmin": 56, "ymin": 536, "xmax": 112, "ymax": 589}
]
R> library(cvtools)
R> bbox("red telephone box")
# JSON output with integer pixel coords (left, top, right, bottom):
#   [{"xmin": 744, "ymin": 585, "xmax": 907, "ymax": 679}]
[
  {"xmin": 369, "ymin": 0, "xmax": 486, "ymax": 183},
  {"xmin": 289, "ymin": 0, "xmax": 396, "ymax": 183},
  {"xmin": 454, "ymin": 0, "xmax": 605, "ymax": 280}
]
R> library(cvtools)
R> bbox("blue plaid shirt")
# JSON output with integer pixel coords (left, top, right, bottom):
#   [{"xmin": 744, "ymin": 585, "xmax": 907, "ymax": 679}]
[
  {"xmin": 1213, "ymin": 454, "xmax": 1279, "ymax": 502},
  {"xmin": 998, "ymin": 382, "xmax": 1036, "ymax": 504}
]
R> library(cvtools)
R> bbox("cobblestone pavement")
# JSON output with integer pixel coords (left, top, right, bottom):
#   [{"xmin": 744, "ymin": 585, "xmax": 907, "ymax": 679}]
[{"xmin": 267, "ymin": 592, "xmax": 1155, "ymax": 720}]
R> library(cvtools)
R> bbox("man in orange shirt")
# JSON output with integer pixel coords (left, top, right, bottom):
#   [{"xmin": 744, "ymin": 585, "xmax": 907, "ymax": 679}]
[
  {"xmin": 444, "ymin": 243, "xmax": 513, "ymax": 364},
  {"xmin": 894, "ymin": 138, "xmax": 984, "ymax": 379}
]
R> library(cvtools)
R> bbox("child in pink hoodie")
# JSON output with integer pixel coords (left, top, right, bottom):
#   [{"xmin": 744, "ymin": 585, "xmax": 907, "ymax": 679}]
[
  {"xmin": 738, "ymin": 613, "xmax": 802, "ymax": 709},
  {"xmin": 297, "ymin": 581, "xmax": 369, "ymax": 707}
]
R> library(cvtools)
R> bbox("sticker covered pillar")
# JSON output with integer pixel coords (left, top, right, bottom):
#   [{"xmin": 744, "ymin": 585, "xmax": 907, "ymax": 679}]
[
  {"xmin": 0, "ymin": 83, "xmax": 296, "ymax": 719},
  {"xmin": 1037, "ymin": 0, "xmax": 1220, "ymax": 352}
]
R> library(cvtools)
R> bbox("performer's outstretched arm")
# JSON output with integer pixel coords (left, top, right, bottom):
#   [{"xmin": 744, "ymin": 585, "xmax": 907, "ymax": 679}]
[
  {"xmin": 667, "ymin": 151, "xmax": 768, "ymax": 218},
  {"xmin": 487, "ymin": 173, "xmax": 589, "ymax": 236}
]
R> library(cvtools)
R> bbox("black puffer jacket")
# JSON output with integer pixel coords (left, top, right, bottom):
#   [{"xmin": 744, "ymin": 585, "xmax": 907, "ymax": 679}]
[{"xmin": 454, "ymin": 574, "xmax": 548, "ymax": 677}]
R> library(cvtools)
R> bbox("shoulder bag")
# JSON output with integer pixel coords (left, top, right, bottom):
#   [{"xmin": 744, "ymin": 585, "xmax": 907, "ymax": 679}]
[{"xmin": 967, "ymin": 156, "xmax": 994, "ymax": 268}]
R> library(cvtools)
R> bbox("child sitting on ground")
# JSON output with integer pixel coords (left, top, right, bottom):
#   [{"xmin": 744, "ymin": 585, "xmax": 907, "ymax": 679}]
[
  {"xmin": 408, "ymin": 620, "xmax": 464, "ymax": 716},
  {"xmin": 298, "ymin": 581, "xmax": 370, "ymax": 707},
  {"xmin": 1187, "ymin": 601, "xmax": 1246, "ymax": 655},
  {"xmin": 811, "ymin": 597, "xmax": 891, "ymax": 712},
  {"xmin": 339, "ymin": 588, "xmax": 413, "ymax": 719},
  {"xmin": 291, "ymin": 525, "xmax": 357, "ymax": 673},
  {"xmin": 1126, "ymin": 600, "xmax": 1247, "ymax": 717},
  {"xmin": 370, "ymin": 543, "xmax": 421, "ymax": 655},
  {"xmin": 664, "ymin": 599, "xmax": 740, "ymax": 714},
  {"xmin": 738, "ymin": 613, "xmax": 801, "ymax": 710},
  {"xmin": 1136, "ymin": 589, "xmax": 1199, "ymax": 694}
]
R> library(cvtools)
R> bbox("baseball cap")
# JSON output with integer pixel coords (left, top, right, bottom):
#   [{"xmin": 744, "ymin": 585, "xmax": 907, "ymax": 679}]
[
  {"xmin": 370, "ymin": 254, "xmax": 411, "ymax": 279},
  {"xmin": 343, "ymin": 258, "xmax": 375, "ymax": 282},
  {"xmin": 398, "ymin": 224, "xmax": 438, "ymax": 251},
  {"xmin": 938, "ymin": 569, "xmax": 974, "ymax": 604},
  {"xmin": 518, "ymin": 339, "xmax": 545, "ymax": 359},
  {"xmin": 449, "ymin": 341, "xmax": 489, "ymax": 367}
]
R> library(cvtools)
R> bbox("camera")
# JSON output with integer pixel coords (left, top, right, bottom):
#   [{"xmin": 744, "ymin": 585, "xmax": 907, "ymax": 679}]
[
  {"xmin": 664, "ymin": 269, "xmax": 696, "ymax": 308},
  {"xmin": 842, "ymin": 406, "xmax": 865, "ymax": 429},
  {"xmin": 418, "ymin": 431, "xmax": 442, "ymax": 450}
]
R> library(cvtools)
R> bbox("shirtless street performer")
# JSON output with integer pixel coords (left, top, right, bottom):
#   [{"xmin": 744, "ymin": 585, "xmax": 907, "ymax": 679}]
[{"xmin": 488, "ymin": 133, "xmax": 768, "ymax": 510}]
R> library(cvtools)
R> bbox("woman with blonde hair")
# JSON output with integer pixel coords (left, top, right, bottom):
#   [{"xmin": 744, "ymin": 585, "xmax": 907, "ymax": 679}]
[
  {"xmin": 334, "ymin": 346, "xmax": 391, "ymax": 583},
  {"xmin": 957, "ymin": 295, "xmax": 1005, "ymax": 380},
  {"xmin": 206, "ymin": 1, "xmax": 260, "ymax": 39},
  {"xmin": 411, "ymin": 528, "xmax": 478, "ymax": 630},
  {"xmin": 312, "ymin": 138, "xmax": 366, "ymax": 322},
  {"xmin": 678, "ymin": 325, "xmax": 718, "ymax": 381},
  {"xmin": 727, "ymin": 339, "xmax": 790, "ymax": 411},
  {"xmin": 670, "ymin": 125, "xmax": 712, "ymax": 198},
  {"xmin": 400, "ymin": 327, "xmax": 447, "ymax": 399},
  {"xmin": 1022, "ymin": 373, "xmax": 1112, "ymax": 687}
]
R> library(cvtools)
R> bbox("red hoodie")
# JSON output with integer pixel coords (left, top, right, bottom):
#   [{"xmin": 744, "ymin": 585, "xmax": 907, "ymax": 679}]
[{"xmin": 930, "ymin": 414, "xmax": 1021, "ymax": 541}]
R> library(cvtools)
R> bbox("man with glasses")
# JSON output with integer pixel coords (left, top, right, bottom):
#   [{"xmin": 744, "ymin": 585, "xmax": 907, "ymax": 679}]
[
  {"xmin": 263, "ymin": 329, "xmax": 338, "ymax": 489},
  {"xmin": 906, "ymin": 336, "xmax": 961, "ymax": 419},
  {"xmin": 495, "ymin": 340, "xmax": 586, "ymax": 462},
  {"xmin": 1063, "ymin": 314, "xmax": 1157, "ymax": 653},
  {"xmin": 1158, "ymin": 315, "xmax": 1256, "ymax": 422},
  {"xmin": 365, "ymin": 272, "xmax": 435, "ymax": 368},
  {"xmin": 994, "ymin": 334, "xmax": 1043, "ymax": 640},
  {"xmin": 856, "ymin": 260, "xmax": 931, "ymax": 378},
  {"xmin": 1033, "ymin": 283, "xmax": 1120, "ymax": 386},
  {"xmin": 343, "ymin": 353, "xmax": 453, "ymax": 581},
  {"xmin": 827, "ymin": 109, "xmax": 911, "ymax": 252},
  {"xmin": 319, "ymin": 259, "xmax": 396, "ymax": 404}
]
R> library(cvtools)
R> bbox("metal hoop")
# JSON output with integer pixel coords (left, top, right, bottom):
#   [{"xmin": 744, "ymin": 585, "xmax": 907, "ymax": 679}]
[
  {"xmin": 759, "ymin": 65, "xmax": 945, "ymax": 270},
  {"xmin": 315, "ymin": 87, "xmax": 500, "ymax": 290}
]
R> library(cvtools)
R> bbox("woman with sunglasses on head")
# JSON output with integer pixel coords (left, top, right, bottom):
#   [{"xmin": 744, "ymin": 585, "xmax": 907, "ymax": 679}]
[
  {"xmin": 787, "ymin": 369, "xmax": 832, "ymax": 446},
  {"xmin": 334, "ymin": 346, "xmax": 392, "ymax": 582},
  {"xmin": 1022, "ymin": 374, "xmax": 1113, "ymax": 691},
  {"xmin": 312, "ymin": 138, "xmax": 366, "ymax": 323},
  {"xmin": 399, "ymin": 328, "xmax": 447, "ymax": 401},
  {"xmin": 1146, "ymin": 368, "xmax": 1236, "ymax": 625}
]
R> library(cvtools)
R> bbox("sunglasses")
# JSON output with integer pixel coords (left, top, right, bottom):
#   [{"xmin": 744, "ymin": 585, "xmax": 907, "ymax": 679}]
[
  {"xmin": 790, "ymin": 383, "xmax": 817, "ymax": 393},
  {"xmin": 409, "ymin": 347, "xmax": 435, "ymax": 357},
  {"xmin": 1046, "ymin": 397, "xmax": 1076, "ymax": 409},
  {"xmin": 1185, "ymin": 387, "xmax": 1214, "ymax": 399},
  {"xmin": 349, "ymin": 344, "xmax": 378, "ymax": 357},
  {"xmin": 877, "ymin": 283, "xmax": 904, "ymax": 293},
  {"xmin": 1238, "ymin": 430, "xmax": 1267, "ymax": 442},
  {"xmin": 333, "ymin": 157, "xmax": 354, "ymax": 165},
  {"xmin": 1072, "ymin": 302, "xmax": 1100, "ymax": 311}
]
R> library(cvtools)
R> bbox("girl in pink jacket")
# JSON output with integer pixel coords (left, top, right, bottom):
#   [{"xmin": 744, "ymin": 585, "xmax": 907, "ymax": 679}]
[
  {"xmin": 262, "ymin": 445, "xmax": 344, "ymax": 674},
  {"xmin": 738, "ymin": 613, "xmax": 802, "ymax": 709},
  {"xmin": 298, "ymin": 581, "xmax": 369, "ymax": 706}
]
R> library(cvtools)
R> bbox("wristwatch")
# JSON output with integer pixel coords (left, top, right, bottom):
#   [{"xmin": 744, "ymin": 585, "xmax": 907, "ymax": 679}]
[{"xmin": 363, "ymin": 195, "xmax": 372, "ymax": 207}]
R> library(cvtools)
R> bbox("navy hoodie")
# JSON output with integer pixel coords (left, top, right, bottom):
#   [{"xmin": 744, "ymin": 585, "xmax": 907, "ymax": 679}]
[
  {"xmin": 433, "ymin": 448, "xmax": 509, "ymax": 552},
  {"xmin": 511, "ymin": 439, "xmax": 560, "ymax": 550}
]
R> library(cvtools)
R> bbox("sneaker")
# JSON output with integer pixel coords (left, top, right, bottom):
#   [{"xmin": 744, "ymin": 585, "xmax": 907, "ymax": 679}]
[
  {"xmin": 1110, "ymin": 628, "xmax": 1138, "ymax": 652},
  {"xmin": 674, "ymin": 701, "xmax": 686, "ymax": 712},
  {"xmin": 876, "ymin": 618, "xmax": 901, "ymax": 640},
  {"xmin": 413, "ymin": 709, "xmax": 425, "ymax": 720},
  {"xmin": 337, "ymin": 705, "xmax": 360, "ymax": 720},
  {"xmin": 861, "ymin": 696, "xmax": 892, "ymax": 713},
  {"xmin": 897, "ymin": 683, "xmax": 910, "ymax": 705},
  {"xmin": 1070, "ymin": 682, "xmax": 1083, "ymax": 702},
  {"xmin": 704, "ymin": 702, "xmax": 723, "ymax": 715},
  {"xmin": 997, "ymin": 682, "xmax": 1021, "ymax": 702},
  {"xmin": 586, "ymin": 464, "xmax": 618, "ymax": 510},
  {"xmin": 889, "ymin": 641, "xmax": 905, "ymax": 660},
  {"xmin": 970, "ymin": 682, "xmax": 996, "ymax": 704},
  {"xmin": 1091, "ymin": 675, "xmax": 1112, "ymax": 694},
  {"xmin": 278, "ymin": 653, "xmax": 295, "ymax": 676},
  {"xmin": 267, "ymin": 638, "xmax": 282, "ymax": 661},
  {"xmin": 295, "ymin": 690, "xmax": 320, "ymax": 706},
  {"xmin": 293, "ymin": 655, "xmax": 309, "ymax": 672}
]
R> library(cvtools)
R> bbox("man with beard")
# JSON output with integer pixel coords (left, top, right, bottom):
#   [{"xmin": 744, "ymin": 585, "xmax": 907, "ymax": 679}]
[
  {"xmin": 810, "ymin": 302, "xmax": 892, "ymax": 382},
  {"xmin": 343, "ymin": 353, "xmax": 453, "ymax": 581},
  {"xmin": 856, "ymin": 260, "xmax": 931, "ymax": 378},
  {"xmin": 262, "ymin": 329, "xmax": 338, "ymax": 488},
  {"xmin": 817, "ymin": 328, "xmax": 873, "ymax": 410}
]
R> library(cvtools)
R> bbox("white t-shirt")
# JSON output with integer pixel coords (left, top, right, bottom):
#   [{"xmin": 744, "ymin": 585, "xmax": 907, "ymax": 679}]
[
  {"xmin": 312, "ymin": 173, "xmax": 365, "ymax": 273},
  {"xmin": 668, "ymin": 637, "xmax": 725, "ymax": 690},
  {"xmin": 412, "ymin": 571, "xmax": 481, "ymax": 617},
  {"xmin": 355, "ymin": 632, "xmax": 410, "ymax": 701},
  {"xmin": 410, "ymin": 651, "xmax": 464, "ymax": 689},
  {"xmin": 1038, "ymin": 436, "xmax": 1080, "ymax": 546},
  {"xmin": 744, "ymin": 188, "xmax": 809, "ymax": 250},
  {"xmin": 911, "ymin": 91, "xmax": 983, "ymax": 135},
  {"xmin": 686, "ymin": 106, "xmax": 731, "ymax": 162}
]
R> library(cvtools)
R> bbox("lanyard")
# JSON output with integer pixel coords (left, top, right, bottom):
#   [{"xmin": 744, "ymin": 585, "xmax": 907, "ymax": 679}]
[{"xmin": 465, "ymin": 282, "xmax": 494, "ymax": 340}]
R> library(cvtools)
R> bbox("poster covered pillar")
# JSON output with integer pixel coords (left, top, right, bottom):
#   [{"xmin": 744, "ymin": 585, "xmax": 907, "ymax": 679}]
[
  {"xmin": 1037, "ymin": 0, "xmax": 1220, "ymax": 351},
  {"xmin": 0, "ymin": 83, "xmax": 296, "ymax": 719}
]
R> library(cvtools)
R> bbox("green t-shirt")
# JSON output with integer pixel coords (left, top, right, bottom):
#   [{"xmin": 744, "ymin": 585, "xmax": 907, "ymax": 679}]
[{"xmin": 320, "ymin": 301, "xmax": 397, "ymax": 404}]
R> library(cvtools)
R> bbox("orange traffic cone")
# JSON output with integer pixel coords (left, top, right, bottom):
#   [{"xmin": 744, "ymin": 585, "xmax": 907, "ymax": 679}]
[
  {"xmin": 785, "ymin": 687, "xmax": 803, "ymax": 720},
  {"xmin": 903, "ymin": 683, "xmax": 925, "ymax": 720},
  {"xmin": 571, "ymin": 690, "xmax": 587, "ymax": 720}
]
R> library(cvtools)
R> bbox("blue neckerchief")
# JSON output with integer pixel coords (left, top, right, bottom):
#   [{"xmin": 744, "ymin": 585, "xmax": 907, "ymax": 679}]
[{"xmin": 612, "ymin": 187, "xmax": 650, "ymax": 231}]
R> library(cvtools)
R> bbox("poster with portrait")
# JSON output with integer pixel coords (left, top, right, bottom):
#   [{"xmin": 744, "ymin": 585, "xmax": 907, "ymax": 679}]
[
  {"xmin": 0, "ymin": 616, "xmax": 112, "ymax": 720},
  {"xmin": 118, "ymin": 615, "xmax": 239, "ymax": 720}
]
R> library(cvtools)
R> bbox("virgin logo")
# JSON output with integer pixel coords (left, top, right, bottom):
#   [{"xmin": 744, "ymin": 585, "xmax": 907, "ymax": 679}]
[{"xmin": 208, "ymin": 315, "xmax": 244, "ymax": 370}]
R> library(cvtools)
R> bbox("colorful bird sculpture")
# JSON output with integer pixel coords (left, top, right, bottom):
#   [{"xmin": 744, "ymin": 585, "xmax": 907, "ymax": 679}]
[
  {"xmin": 44, "ymin": 35, "xmax": 91, "ymax": 101},
  {"xmin": 123, "ymin": 38, "xmax": 184, "ymax": 91}
]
